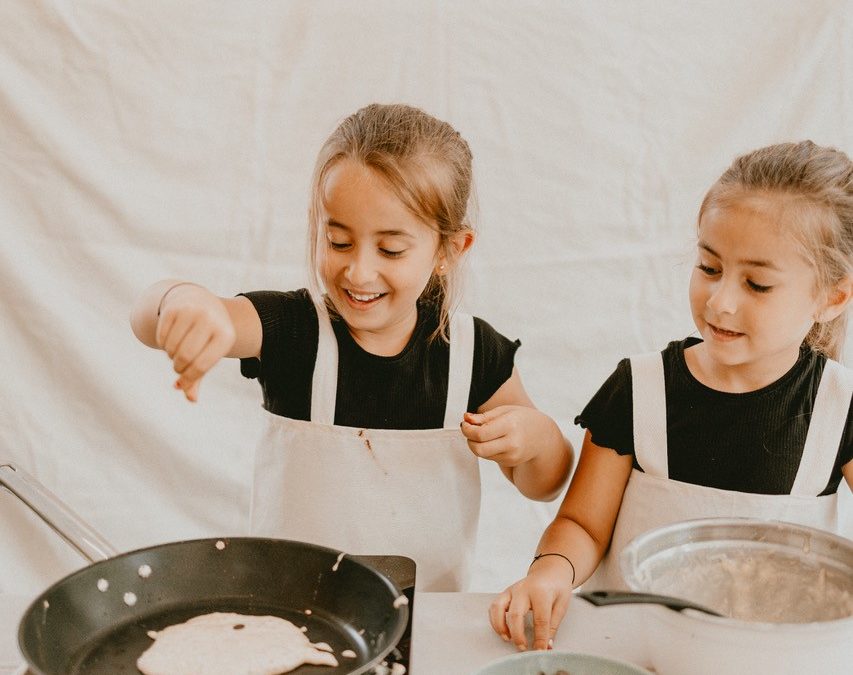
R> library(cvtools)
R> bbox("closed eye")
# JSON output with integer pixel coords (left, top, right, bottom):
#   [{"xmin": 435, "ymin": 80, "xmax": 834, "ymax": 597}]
[
  {"xmin": 329, "ymin": 241, "xmax": 351, "ymax": 251},
  {"xmin": 380, "ymin": 248, "xmax": 405, "ymax": 258},
  {"xmin": 696, "ymin": 263, "xmax": 719, "ymax": 276},
  {"xmin": 747, "ymin": 280, "xmax": 772, "ymax": 293}
]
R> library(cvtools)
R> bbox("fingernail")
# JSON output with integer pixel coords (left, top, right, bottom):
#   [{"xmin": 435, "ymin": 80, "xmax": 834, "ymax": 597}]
[
  {"xmin": 548, "ymin": 638, "xmax": 554, "ymax": 649},
  {"xmin": 501, "ymin": 634, "xmax": 509, "ymax": 642}
]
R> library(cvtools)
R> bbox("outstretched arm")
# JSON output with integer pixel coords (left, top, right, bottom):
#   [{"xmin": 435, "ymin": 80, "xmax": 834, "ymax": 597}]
[
  {"xmin": 129, "ymin": 279, "xmax": 262, "ymax": 401},
  {"xmin": 461, "ymin": 367, "xmax": 574, "ymax": 501},
  {"xmin": 489, "ymin": 432, "xmax": 633, "ymax": 650}
]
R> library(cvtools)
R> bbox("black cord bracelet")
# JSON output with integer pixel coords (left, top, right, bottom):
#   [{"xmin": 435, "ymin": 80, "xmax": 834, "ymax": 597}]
[
  {"xmin": 156, "ymin": 282, "xmax": 199, "ymax": 317},
  {"xmin": 530, "ymin": 552, "xmax": 576, "ymax": 585}
]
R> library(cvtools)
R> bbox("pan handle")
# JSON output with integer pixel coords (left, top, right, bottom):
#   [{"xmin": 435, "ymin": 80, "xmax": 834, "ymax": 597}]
[
  {"xmin": 0, "ymin": 463, "xmax": 118, "ymax": 562},
  {"xmin": 576, "ymin": 589, "xmax": 722, "ymax": 616}
]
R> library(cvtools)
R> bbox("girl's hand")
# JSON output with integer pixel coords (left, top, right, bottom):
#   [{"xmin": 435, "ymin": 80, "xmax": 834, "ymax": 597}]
[
  {"xmin": 461, "ymin": 406, "xmax": 546, "ymax": 467},
  {"xmin": 155, "ymin": 284, "xmax": 236, "ymax": 402},
  {"xmin": 488, "ymin": 556, "xmax": 574, "ymax": 651}
]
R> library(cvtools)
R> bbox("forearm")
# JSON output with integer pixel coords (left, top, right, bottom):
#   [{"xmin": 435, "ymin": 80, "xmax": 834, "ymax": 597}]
[
  {"xmin": 129, "ymin": 278, "xmax": 190, "ymax": 348},
  {"xmin": 507, "ymin": 417, "xmax": 574, "ymax": 501},
  {"xmin": 534, "ymin": 512, "xmax": 604, "ymax": 588}
]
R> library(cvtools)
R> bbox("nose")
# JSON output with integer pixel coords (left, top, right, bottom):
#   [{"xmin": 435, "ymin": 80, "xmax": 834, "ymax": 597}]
[
  {"xmin": 344, "ymin": 248, "xmax": 378, "ymax": 287},
  {"xmin": 706, "ymin": 276, "xmax": 738, "ymax": 315}
]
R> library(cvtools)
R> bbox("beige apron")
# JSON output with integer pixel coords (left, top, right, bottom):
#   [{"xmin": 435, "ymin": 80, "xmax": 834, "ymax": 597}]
[
  {"xmin": 249, "ymin": 300, "xmax": 480, "ymax": 591},
  {"xmin": 588, "ymin": 351, "xmax": 851, "ymax": 590}
]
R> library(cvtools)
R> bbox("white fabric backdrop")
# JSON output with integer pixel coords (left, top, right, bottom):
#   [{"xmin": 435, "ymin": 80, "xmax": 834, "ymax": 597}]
[{"xmin": 1, "ymin": 0, "xmax": 851, "ymax": 598}]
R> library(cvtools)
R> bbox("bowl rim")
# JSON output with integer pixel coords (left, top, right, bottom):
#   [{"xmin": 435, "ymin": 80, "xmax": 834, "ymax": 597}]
[
  {"xmin": 619, "ymin": 516, "xmax": 853, "ymax": 628},
  {"xmin": 471, "ymin": 649, "xmax": 650, "ymax": 674}
]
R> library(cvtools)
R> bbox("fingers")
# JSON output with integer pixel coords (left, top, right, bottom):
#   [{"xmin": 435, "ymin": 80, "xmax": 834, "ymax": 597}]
[
  {"xmin": 460, "ymin": 410, "xmax": 509, "ymax": 445},
  {"xmin": 175, "ymin": 331, "xmax": 232, "ymax": 383},
  {"xmin": 530, "ymin": 588, "xmax": 554, "ymax": 651},
  {"xmin": 466, "ymin": 437, "xmax": 515, "ymax": 464},
  {"xmin": 505, "ymin": 589, "xmax": 532, "ymax": 651},
  {"xmin": 171, "ymin": 335, "xmax": 231, "ymax": 402},
  {"xmin": 491, "ymin": 578, "xmax": 569, "ymax": 653},
  {"xmin": 157, "ymin": 317, "xmax": 231, "ymax": 404},
  {"xmin": 549, "ymin": 593, "xmax": 571, "ymax": 644},
  {"xmin": 158, "ymin": 308, "xmax": 193, "ymax": 357},
  {"xmin": 170, "ymin": 324, "xmax": 210, "ymax": 374},
  {"xmin": 462, "ymin": 411, "xmax": 523, "ymax": 465},
  {"xmin": 488, "ymin": 591, "xmax": 512, "ymax": 642},
  {"xmin": 175, "ymin": 378, "xmax": 201, "ymax": 403}
]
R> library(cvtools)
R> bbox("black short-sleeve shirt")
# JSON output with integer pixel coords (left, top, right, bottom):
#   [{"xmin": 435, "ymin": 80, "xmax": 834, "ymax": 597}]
[
  {"xmin": 575, "ymin": 338, "xmax": 853, "ymax": 496},
  {"xmin": 239, "ymin": 289, "xmax": 520, "ymax": 430}
]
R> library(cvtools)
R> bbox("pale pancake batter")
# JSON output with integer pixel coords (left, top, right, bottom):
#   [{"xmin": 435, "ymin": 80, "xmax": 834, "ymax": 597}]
[
  {"xmin": 638, "ymin": 545, "xmax": 853, "ymax": 622},
  {"xmin": 136, "ymin": 612, "xmax": 338, "ymax": 675}
]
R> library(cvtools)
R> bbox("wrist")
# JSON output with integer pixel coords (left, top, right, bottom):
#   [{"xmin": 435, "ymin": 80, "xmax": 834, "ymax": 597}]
[
  {"xmin": 529, "ymin": 552, "xmax": 576, "ymax": 585},
  {"xmin": 157, "ymin": 282, "xmax": 201, "ymax": 317}
]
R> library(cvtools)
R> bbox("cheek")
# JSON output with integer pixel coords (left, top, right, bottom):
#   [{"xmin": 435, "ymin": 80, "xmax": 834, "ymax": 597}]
[
  {"xmin": 688, "ymin": 272, "xmax": 704, "ymax": 307},
  {"xmin": 405, "ymin": 250, "xmax": 440, "ymax": 286},
  {"xmin": 318, "ymin": 252, "xmax": 336, "ymax": 281},
  {"xmin": 401, "ymin": 267, "xmax": 434, "ymax": 293}
]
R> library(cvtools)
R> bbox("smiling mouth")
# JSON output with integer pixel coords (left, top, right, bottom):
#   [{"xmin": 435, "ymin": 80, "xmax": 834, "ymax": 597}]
[
  {"xmin": 344, "ymin": 289, "xmax": 387, "ymax": 304},
  {"xmin": 708, "ymin": 322, "xmax": 744, "ymax": 339}
]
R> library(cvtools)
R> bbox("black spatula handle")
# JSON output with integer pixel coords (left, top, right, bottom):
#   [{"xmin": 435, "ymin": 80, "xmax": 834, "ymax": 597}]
[{"xmin": 577, "ymin": 589, "xmax": 723, "ymax": 616}]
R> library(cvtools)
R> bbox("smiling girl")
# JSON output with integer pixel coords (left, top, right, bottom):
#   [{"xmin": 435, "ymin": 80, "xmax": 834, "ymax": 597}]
[
  {"xmin": 490, "ymin": 141, "xmax": 853, "ymax": 649},
  {"xmin": 130, "ymin": 103, "xmax": 573, "ymax": 591}
]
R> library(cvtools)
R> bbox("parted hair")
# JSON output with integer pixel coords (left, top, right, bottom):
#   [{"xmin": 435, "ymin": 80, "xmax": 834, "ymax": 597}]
[
  {"xmin": 308, "ymin": 103, "xmax": 475, "ymax": 342},
  {"xmin": 698, "ymin": 141, "xmax": 853, "ymax": 360}
]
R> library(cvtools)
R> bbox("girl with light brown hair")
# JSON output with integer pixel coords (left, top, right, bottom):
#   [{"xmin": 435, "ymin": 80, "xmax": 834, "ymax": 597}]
[
  {"xmin": 130, "ymin": 103, "xmax": 573, "ymax": 591},
  {"xmin": 491, "ymin": 140, "xmax": 853, "ymax": 649}
]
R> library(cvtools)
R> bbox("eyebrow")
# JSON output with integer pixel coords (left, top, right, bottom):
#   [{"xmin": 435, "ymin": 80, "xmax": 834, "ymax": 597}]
[
  {"xmin": 327, "ymin": 219, "xmax": 415, "ymax": 238},
  {"xmin": 698, "ymin": 241, "xmax": 781, "ymax": 271}
]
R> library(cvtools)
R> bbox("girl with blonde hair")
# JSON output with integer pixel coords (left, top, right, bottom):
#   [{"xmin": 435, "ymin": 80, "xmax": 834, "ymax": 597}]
[
  {"xmin": 131, "ymin": 103, "xmax": 573, "ymax": 591},
  {"xmin": 491, "ymin": 140, "xmax": 853, "ymax": 648}
]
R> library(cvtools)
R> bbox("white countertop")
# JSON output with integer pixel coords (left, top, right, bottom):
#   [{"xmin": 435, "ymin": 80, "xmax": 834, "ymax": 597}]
[
  {"xmin": 411, "ymin": 593, "xmax": 650, "ymax": 674},
  {"xmin": 2, "ymin": 592, "xmax": 651, "ymax": 674}
]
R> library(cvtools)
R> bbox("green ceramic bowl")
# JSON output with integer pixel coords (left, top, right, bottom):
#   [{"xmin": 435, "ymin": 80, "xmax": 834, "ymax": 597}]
[{"xmin": 471, "ymin": 650, "xmax": 649, "ymax": 675}]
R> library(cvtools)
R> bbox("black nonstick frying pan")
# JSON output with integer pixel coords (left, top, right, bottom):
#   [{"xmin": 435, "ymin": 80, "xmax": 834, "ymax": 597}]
[{"xmin": 1, "ymin": 463, "xmax": 409, "ymax": 675}]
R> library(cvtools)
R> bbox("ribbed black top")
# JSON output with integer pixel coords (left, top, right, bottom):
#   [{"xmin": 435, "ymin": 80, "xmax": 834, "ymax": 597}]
[
  {"xmin": 239, "ymin": 289, "xmax": 520, "ymax": 429},
  {"xmin": 576, "ymin": 338, "xmax": 852, "ymax": 495}
]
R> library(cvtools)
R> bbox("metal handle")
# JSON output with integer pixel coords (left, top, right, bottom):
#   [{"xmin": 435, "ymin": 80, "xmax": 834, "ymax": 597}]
[
  {"xmin": 0, "ymin": 463, "xmax": 118, "ymax": 562},
  {"xmin": 577, "ymin": 589, "xmax": 723, "ymax": 616}
]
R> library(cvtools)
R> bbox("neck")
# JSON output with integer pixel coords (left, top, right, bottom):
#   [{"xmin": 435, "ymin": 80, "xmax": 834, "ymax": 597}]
[
  {"xmin": 347, "ymin": 306, "xmax": 419, "ymax": 356},
  {"xmin": 685, "ymin": 342, "xmax": 802, "ymax": 393}
]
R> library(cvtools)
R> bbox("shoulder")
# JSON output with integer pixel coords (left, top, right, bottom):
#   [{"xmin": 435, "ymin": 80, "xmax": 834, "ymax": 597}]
[
  {"xmin": 469, "ymin": 314, "xmax": 521, "ymax": 383},
  {"xmin": 631, "ymin": 338, "xmax": 695, "ymax": 384},
  {"xmin": 239, "ymin": 289, "xmax": 318, "ymax": 366},
  {"xmin": 597, "ymin": 355, "xmax": 633, "ymax": 401},
  {"xmin": 815, "ymin": 353, "xmax": 853, "ymax": 388},
  {"xmin": 462, "ymin": 313, "xmax": 521, "ymax": 410},
  {"xmin": 239, "ymin": 288, "xmax": 314, "ymax": 316},
  {"xmin": 239, "ymin": 288, "xmax": 317, "ymax": 333},
  {"xmin": 610, "ymin": 339, "xmax": 684, "ymax": 389},
  {"xmin": 471, "ymin": 315, "xmax": 521, "ymax": 353},
  {"xmin": 574, "ymin": 354, "xmax": 634, "ymax": 455}
]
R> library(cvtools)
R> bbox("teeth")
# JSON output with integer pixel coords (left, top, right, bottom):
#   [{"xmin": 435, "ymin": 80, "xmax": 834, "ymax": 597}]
[{"xmin": 348, "ymin": 290, "xmax": 382, "ymax": 302}]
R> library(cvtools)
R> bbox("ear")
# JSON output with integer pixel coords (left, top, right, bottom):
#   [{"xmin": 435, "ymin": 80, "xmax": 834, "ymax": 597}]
[
  {"xmin": 815, "ymin": 276, "xmax": 853, "ymax": 323},
  {"xmin": 435, "ymin": 229, "xmax": 475, "ymax": 275}
]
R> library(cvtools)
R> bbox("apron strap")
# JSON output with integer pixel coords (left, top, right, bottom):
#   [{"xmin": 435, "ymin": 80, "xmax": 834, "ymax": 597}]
[
  {"xmin": 790, "ymin": 359, "xmax": 853, "ymax": 496},
  {"xmin": 629, "ymin": 351, "xmax": 668, "ymax": 478},
  {"xmin": 310, "ymin": 297, "xmax": 338, "ymax": 425},
  {"xmin": 310, "ymin": 300, "xmax": 475, "ymax": 429},
  {"xmin": 443, "ymin": 312, "xmax": 475, "ymax": 429}
]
